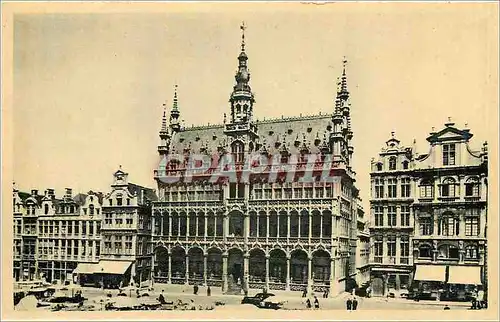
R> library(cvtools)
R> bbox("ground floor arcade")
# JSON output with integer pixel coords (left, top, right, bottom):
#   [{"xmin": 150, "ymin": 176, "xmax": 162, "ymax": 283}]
[{"xmin": 152, "ymin": 245, "xmax": 352, "ymax": 296}]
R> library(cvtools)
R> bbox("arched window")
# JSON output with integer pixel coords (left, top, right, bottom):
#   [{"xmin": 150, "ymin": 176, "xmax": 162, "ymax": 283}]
[
  {"xmin": 402, "ymin": 160, "xmax": 409, "ymax": 170},
  {"xmin": 441, "ymin": 177, "xmax": 457, "ymax": 197},
  {"xmin": 376, "ymin": 163, "xmax": 383, "ymax": 171},
  {"xmin": 236, "ymin": 104, "xmax": 241, "ymax": 114},
  {"xmin": 465, "ymin": 245, "xmax": 478, "ymax": 259},
  {"xmin": 232, "ymin": 141, "xmax": 244, "ymax": 163},
  {"xmin": 419, "ymin": 179, "xmax": 434, "ymax": 198},
  {"xmin": 389, "ymin": 157, "xmax": 397, "ymax": 171},
  {"xmin": 89, "ymin": 204, "xmax": 95, "ymax": 215},
  {"xmin": 44, "ymin": 204, "xmax": 49, "ymax": 214},
  {"xmin": 419, "ymin": 245, "xmax": 432, "ymax": 258},
  {"xmin": 438, "ymin": 213, "xmax": 459, "ymax": 236},
  {"xmin": 465, "ymin": 177, "xmax": 480, "ymax": 197}
]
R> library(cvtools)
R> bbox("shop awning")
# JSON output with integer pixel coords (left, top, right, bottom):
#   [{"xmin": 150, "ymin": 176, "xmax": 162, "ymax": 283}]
[
  {"xmin": 414, "ymin": 265, "xmax": 446, "ymax": 282},
  {"xmin": 73, "ymin": 263, "xmax": 99, "ymax": 274},
  {"xmin": 448, "ymin": 266, "xmax": 482, "ymax": 285},
  {"xmin": 94, "ymin": 260, "xmax": 132, "ymax": 275}
]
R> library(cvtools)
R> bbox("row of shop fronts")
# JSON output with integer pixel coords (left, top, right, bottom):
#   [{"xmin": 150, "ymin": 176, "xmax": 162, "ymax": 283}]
[{"xmin": 369, "ymin": 264, "xmax": 484, "ymax": 301}]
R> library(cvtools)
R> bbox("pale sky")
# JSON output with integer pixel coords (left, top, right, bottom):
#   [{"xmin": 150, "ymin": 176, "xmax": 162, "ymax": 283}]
[{"xmin": 10, "ymin": 3, "xmax": 498, "ymax": 210}]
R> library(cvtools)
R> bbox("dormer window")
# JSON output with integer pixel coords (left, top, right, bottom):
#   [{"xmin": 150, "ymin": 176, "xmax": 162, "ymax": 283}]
[
  {"xmin": 109, "ymin": 199, "xmax": 113, "ymax": 206},
  {"xmin": 389, "ymin": 157, "xmax": 397, "ymax": 170},
  {"xmin": 376, "ymin": 163, "xmax": 383, "ymax": 171},
  {"xmin": 117, "ymin": 197, "xmax": 123, "ymax": 206},
  {"xmin": 402, "ymin": 160, "xmax": 409, "ymax": 170},
  {"xmin": 44, "ymin": 204, "xmax": 49, "ymax": 214},
  {"xmin": 231, "ymin": 141, "xmax": 244, "ymax": 163},
  {"xmin": 443, "ymin": 144, "xmax": 456, "ymax": 166},
  {"xmin": 89, "ymin": 204, "xmax": 95, "ymax": 215}
]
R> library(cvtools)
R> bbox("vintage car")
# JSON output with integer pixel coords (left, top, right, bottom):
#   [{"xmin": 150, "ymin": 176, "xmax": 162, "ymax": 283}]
[{"xmin": 241, "ymin": 292, "xmax": 275, "ymax": 306}]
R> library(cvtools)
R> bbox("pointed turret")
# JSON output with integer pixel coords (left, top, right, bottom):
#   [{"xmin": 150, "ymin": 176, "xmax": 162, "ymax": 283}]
[
  {"xmin": 169, "ymin": 85, "xmax": 181, "ymax": 132},
  {"xmin": 158, "ymin": 101, "xmax": 170, "ymax": 155}
]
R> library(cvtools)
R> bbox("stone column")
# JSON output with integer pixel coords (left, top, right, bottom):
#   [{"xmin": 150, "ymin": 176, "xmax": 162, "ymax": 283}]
[
  {"xmin": 167, "ymin": 251, "xmax": 172, "ymax": 281},
  {"xmin": 185, "ymin": 256, "xmax": 190, "ymax": 284},
  {"xmin": 186, "ymin": 215, "xmax": 190, "ymax": 237},
  {"xmin": 265, "ymin": 255, "xmax": 270, "ymax": 290},
  {"xmin": 266, "ymin": 213, "xmax": 270, "ymax": 243},
  {"xmin": 395, "ymin": 234, "xmax": 401, "ymax": 265},
  {"xmin": 286, "ymin": 256, "xmax": 291, "ymax": 291},
  {"xmin": 244, "ymin": 214, "xmax": 249, "ymax": 243},
  {"xmin": 382, "ymin": 235, "xmax": 388, "ymax": 264},
  {"xmin": 151, "ymin": 252, "xmax": 155, "ymax": 284},
  {"xmin": 243, "ymin": 253, "xmax": 249, "ymax": 291},
  {"xmin": 307, "ymin": 256, "xmax": 313, "ymax": 294},
  {"xmin": 222, "ymin": 254, "xmax": 228, "ymax": 292},
  {"xmin": 203, "ymin": 255, "xmax": 208, "ymax": 286},
  {"xmin": 256, "ymin": 214, "xmax": 260, "ymax": 238},
  {"xmin": 329, "ymin": 257, "xmax": 336, "ymax": 297}
]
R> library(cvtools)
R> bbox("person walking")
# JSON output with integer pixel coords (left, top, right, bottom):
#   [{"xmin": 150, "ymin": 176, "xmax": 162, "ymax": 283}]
[
  {"xmin": 207, "ymin": 286, "xmax": 211, "ymax": 297},
  {"xmin": 352, "ymin": 296, "xmax": 358, "ymax": 310},
  {"xmin": 314, "ymin": 296, "xmax": 320, "ymax": 309},
  {"xmin": 471, "ymin": 287, "xmax": 478, "ymax": 309},
  {"xmin": 306, "ymin": 298, "xmax": 312, "ymax": 309},
  {"xmin": 346, "ymin": 296, "xmax": 352, "ymax": 311},
  {"xmin": 158, "ymin": 290, "xmax": 166, "ymax": 304},
  {"xmin": 477, "ymin": 288, "xmax": 485, "ymax": 309},
  {"xmin": 193, "ymin": 284, "xmax": 199, "ymax": 295}
]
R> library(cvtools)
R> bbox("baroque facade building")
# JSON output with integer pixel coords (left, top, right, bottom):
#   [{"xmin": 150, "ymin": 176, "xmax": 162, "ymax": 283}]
[
  {"xmin": 151, "ymin": 25, "xmax": 363, "ymax": 296},
  {"xmin": 369, "ymin": 120, "xmax": 488, "ymax": 300},
  {"xmin": 12, "ymin": 169, "xmax": 156, "ymax": 289}
]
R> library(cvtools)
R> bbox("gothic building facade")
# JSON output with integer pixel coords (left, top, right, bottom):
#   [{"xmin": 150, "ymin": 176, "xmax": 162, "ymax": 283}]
[
  {"xmin": 369, "ymin": 120, "xmax": 488, "ymax": 300},
  {"xmin": 151, "ymin": 25, "xmax": 362, "ymax": 295}
]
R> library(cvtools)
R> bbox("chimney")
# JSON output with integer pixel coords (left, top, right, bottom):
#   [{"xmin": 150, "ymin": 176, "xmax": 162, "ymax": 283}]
[
  {"xmin": 65, "ymin": 188, "xmax": 73, "ymax": 198},
  {"xmin": 47, "ymin": 188, "xmax": 55, "ymax": 197},
  {"xmin": 31, "ymin": 189, "xmax": 38, "ymax": 196}
]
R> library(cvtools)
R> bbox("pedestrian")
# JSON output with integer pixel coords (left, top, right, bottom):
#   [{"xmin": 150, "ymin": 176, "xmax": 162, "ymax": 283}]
[
  {"xmin": 352, "ymin": 296, "xmax": 358, "ymax": 310},
  {"xmin": 158, "ymin": 290, "xmax": 166, "ymax": 304},
  {"xmin": 471, "ymin": 287, "xmax": 478, "ymax": 309},
  {"xmin": 306, "ymin": 298, "xmax": 312, "ymax": 309},
  {"xmin": 193, "ymin": 284, "xmax": 199, "ymax": 295},
  {"xmin": 346, "ymin": 297, "xmax": 352, "ymax": 311},
  {"xmin": 366, "ymin": 286, "xmax": 371, "ymax": 298},
  {"xmin": 207, "ymin": 286, "xmax": 211, "ymax": 297},
  {"xmin": 314, "ymin": 296, "xmax": 320, "ymax": 309},
  {"xmin": 477, "ymin": 288, "xmax": 485, "ymax": 309},
  {"xmin": 302, "ymin": 289, "xmax": 307, "ymax": 298}
]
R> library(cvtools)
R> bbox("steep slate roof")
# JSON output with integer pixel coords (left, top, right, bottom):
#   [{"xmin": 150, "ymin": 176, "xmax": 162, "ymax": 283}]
[
  {"xmin": 73, "ymin": 193, "xmax": 88, "ymax": 206},
  {"xmin": 171, "ymin": 114, "xmax": 333, "ymax": 155},
  {"xmin": 128, "ymin": 183, "xmax": 158, "ymax": 204}
]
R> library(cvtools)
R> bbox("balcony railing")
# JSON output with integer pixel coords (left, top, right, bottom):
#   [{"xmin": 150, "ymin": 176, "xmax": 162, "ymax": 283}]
[
  {"xmin": 400, "ymin": 257, "xmax": 410, "ymax": 265},
  {"xmin": 373, "ymin": 256, "xmax": 383, "ymax": 263}
]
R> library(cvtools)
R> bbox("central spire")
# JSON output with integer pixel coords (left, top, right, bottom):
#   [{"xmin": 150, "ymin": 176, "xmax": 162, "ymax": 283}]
[{"xmin": 228, "ymin": 22, "xmax": 255, "ymax": 125}]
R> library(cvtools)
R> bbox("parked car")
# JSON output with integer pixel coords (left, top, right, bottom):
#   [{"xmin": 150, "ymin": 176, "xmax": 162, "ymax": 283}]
[
  {"xmin": 241, "ymin": 292, "xmax": 274, "ymax": 306},
  {"xmin": 260, "ymin": 295, "xmax": 287, "ymax": 310}
]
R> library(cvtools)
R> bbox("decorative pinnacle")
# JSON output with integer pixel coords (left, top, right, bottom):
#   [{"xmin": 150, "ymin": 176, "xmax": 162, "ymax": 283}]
[
  {"xmin": 391, "ymin": 131, "xmax": 395, "ymax": 138},
  {"xmin": 161, "ymin": 101, "xmax": 168, "ymax": 131},
  {"xmin": 172, "ymin": 84, "xmax": 179, "ymax": 111},
  {"xmin": 341, "ymin": 57, "xmax": 348, "ymax": 93},
  {"xmin": 240, "ymin": 21, "xmax": 246, "ymax": 52}
]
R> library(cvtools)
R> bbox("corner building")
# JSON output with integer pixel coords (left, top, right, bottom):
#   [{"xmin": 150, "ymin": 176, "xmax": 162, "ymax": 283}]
[
  {"xmin": 151, "ymin": 26, "xmax": 362, "ymax": 296},
  {"xmin": 369, "ymin": 121, "xmax": 488, "ymax": 300}
]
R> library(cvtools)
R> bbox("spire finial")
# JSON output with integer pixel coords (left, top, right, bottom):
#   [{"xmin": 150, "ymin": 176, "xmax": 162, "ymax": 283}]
[
  {"xmin": 119, "ymin": 164, "xmax": 122, "ymax": 170},
  {"xmin": 391, "ymin": 131, "xmax": 395, "ymax": 138},
  {"xmin": 240, "ymin": 21, "xmax": 246, "ymax": 52},
  {"xmin": 173, "ymin": 84, "xmax": 179, "ymax": 111},
  {"xmin": 341, "ymin": 57, "xmax": 348, "ymax": 93}
]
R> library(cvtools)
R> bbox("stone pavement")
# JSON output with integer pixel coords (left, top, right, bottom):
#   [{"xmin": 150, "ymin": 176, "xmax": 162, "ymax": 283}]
[{"xmin": 78, "ymin": 285, "xmax": 471, "ymax": 311}]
